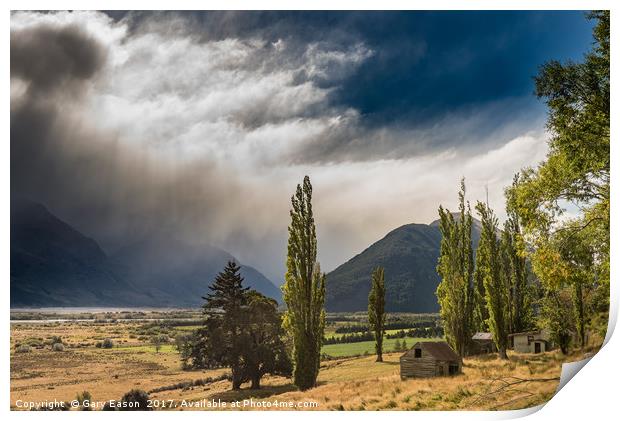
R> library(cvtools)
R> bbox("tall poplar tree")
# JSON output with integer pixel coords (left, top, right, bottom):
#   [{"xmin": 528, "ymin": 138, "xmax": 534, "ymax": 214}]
[
  {"xmin": 282, "ymin": 175, "xmax": 326, "ymax": 391},
  {"xmin": 436, "ymin": 179, "xmax": 475, "ymax": 357},
  {"xmin": 502, "ymin": 176, "xmax": 533, "ymax": 334},
  {"xmin": 368, "ymin": 266, "xmax": 386, "ymax": 362},
  {"xmin": 475, "ymin": 202, "xmax": 509, "ymax": 359},
  {"xmin": 473, "ymin": 251, "xmax": 489, "ymax": 332}
]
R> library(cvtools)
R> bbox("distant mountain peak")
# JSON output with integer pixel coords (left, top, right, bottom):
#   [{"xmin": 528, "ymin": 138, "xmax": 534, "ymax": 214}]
[
  {"xmin": 325, "ymin": 218, "xmax": 481, "ymax": 313},
  {"xmin": 11, "ymin": 199, "xmax": 281, "ymax": 308}
]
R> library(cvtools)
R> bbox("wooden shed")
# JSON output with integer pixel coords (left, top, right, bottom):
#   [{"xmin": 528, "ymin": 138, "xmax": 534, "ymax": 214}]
[
  {"xmin": 508, "ymin": 329, "xmax": 551, "ymax": 354},
  {"xmin": 471, "ymin": 332, "xmax": 497, "ymax": 354},
  {"xmin": 400, "ymin": 341, "xmax": 462, "ymax": 379}
]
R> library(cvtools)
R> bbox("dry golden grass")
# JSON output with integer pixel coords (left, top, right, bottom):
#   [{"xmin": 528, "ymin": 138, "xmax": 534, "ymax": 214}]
[{"xmin": 10, "ymin": 321, "xmax": 598, "ymax": 411}]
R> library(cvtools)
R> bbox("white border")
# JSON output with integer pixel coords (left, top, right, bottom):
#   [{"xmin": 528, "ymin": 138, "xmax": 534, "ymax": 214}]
[{"xmin": 3, "ymin": 2, "xmax": 617, "ymax": 420}]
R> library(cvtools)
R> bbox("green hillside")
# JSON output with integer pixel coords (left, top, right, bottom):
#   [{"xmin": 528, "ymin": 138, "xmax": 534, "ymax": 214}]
[{"xmin": 325, "ymin": 218, "xmax": 481, "ymax": 312}]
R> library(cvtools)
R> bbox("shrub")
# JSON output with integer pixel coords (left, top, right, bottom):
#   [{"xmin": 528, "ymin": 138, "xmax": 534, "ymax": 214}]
[
  {"xmin": 101, "ymin": 401, "xmax": 117, "ymax": 411},
  {"xmin": 52, "ymin": 343, "xmax": 65, "ymax": 352},
  {"xmin": 16, "ymin": 344, "xmax": 31, "ymax": 353},
  {"xmin": 102, "ymin": 338, "xmax": 114, "ymax": 349},
  {"xmin": 75, "ymin": 391, "xmax": 93, "ymax": 411},
  {"xmin": 24, "ymin": 338, "xmax": 44, "ymax": 348},
  {"xmin": 119, "ymin": 389, "xmax": 152, "ymax": 411}
]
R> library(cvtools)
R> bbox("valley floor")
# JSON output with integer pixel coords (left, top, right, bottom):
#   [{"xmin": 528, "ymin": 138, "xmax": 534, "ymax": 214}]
[{"xmin": 10, "ymin": 319, "xmax": 598, "ymax": 411}]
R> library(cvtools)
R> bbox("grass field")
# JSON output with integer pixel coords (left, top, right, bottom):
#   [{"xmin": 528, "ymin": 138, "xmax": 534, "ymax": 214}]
[
  {"xmin": 322, "ymin": 337, "xmax": 439, "ymax": 357},
  {"xmin": 10, "ymin": 312, "xmax": 600, "ymax": 411}
]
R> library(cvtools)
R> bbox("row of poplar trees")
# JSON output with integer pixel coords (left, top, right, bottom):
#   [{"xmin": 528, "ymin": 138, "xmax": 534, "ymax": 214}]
[
  {"xmin": 436, "ymin": 178, "xmax": 532, "ymax": 359},
  {"xmin": 437, "ymin": 11, "xmax": 609, "ymax": 358}
]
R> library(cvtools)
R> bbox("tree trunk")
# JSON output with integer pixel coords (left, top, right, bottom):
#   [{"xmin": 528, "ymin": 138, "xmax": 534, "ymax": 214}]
[
  {"xmin": 231, "ymin": 366, "xmax": 243, "ymax": 390},
  {"xmin": 250, "ymin": 376, "xmax": 261, "ymax": 389},
  {"xmin": 499, "ymin": 347, "xmax": 508, "ymax": 360},
  {"xmin": 376, "ymin": 353, "xmax": 383, "ymax": 362}
]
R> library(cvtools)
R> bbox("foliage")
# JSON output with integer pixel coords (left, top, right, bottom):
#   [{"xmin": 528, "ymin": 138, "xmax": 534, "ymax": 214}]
[
  {"xmin": 16, "ymin": 344, "xmax": 31, "ymax": 353},
  {"xmin": 119, "ymin": 389, "xmax": 152, "ymax": 411},
  {"xmin": 540, "ymin": 290, "xmax": 574, "ymax": 354},
  {"xmin": 368, "ymin": 266, "xmax": 386, "ymax": 362},
  {"xmin": 393, "ymin": 339, "xmax": 402, "ymax": 352},
  {"xmin": 282, "ymin": 175, "xmax": 326, "ymax": 390},
  {"xmin": 182, "ymin": 261, "xmax": 291, "ymax": 389},
  {"xmin": 239, "ymin": 291, "xmax": 293, "ymax": 389},
  {"xmin": 192, "ymin": 260, "xmax": 249, "ymax": 389},
  {"xmin": 510, "ymin": 11, "xmax": 610, "ymax": 348},
  {"xmin": 75, "ymin": 391, "xmax": 92, "ymax": 411},
  {"xmin": 475, "ymin": 202, "xmax": 509, "ymax": 359},
  {"xmin": 150, "ymin": 334, "xmax": 168, "ymax": 353},
  {"xmin": 436, "ymin": 178, "xmax": 475, "ymax": 356},
  {"xmin": 501, "ymin": 177, "xmax": 534, "ymax": 334},
  {"xmin": 102, "ymin": 338, "xmax": 114, "ymax": 349}
]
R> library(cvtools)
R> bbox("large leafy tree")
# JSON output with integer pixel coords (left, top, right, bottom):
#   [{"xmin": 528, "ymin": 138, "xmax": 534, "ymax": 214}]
[
  {"xmin": 282, "ymin": 175, "xmax": 326, "ymax": 390},
  {"xmin": 240, "ymin": 292, "xmax": 292, "ymax": 389},
  {"xmin": 368, "ymin": 266, "xmax": 386, "ymax": 362},
  {"xmin": 436, "ymin": 179, "xmax": 475, "ymax": 357},
  {"xmin": 475, "ymin": 202, "xmax": 509, "ymax": 359},
  {"xmin": 511, "ymin": 11, "xmax": 610, "ymax": 343},
  {"xmin": 540, "ymin": 289, "xmax": 575, "ymax": 355}
]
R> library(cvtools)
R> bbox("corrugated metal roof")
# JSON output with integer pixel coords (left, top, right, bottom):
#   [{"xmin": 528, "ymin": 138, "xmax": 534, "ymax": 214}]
[
  {"xmin": 508, "ymin": 330, "xmax": 541, "ymax": 337},
  {"xmin": 403, "ymin": 341, "xmax": 460, "ymax": 361}
]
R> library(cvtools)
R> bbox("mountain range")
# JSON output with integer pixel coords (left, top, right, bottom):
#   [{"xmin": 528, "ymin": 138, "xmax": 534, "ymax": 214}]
[
  {"xmin": 11, "ymin": 199, "xmax": 481, "ymax": 312},
  {"xmin": 10, "ymin": 199, "xmax": 281, "ymax": 307}
]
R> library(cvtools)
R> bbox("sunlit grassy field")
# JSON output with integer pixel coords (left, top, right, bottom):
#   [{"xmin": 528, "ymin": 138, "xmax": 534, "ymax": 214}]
[
  {"xmin": 10, "ymin": 312, "xmax": 600, "ymax": 411},
  {"xmin": 322, "ymin": 337, "xmax": 439, "ymax": 357}
]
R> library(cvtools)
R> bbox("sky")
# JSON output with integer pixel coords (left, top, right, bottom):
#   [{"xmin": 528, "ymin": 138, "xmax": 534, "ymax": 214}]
[{"xmin": 10, "ymin": 10, "xmax": 595, "ymax": 283}]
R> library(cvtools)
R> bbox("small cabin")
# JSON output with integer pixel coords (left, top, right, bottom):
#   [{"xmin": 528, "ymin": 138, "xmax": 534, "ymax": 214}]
[
  {"xmin": 471, "ymin": 332, "xmax": 496, "ymax": 354},
  {"xmin": 509, "ymin": 329, "xmax": 551, "ymax": 354},
  {"xmin": 400, "ymin": 341, "xmax": 462, "ymax": 379}
]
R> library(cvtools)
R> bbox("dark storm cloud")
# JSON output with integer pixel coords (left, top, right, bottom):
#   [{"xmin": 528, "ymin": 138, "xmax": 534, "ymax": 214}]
[
  {"xmin": 10, "ymin": 24, "xmax": 107, "ymax": 95},
  {"xmin": 10, "ymin": 11, "xmax": 596, "ymax": 281},
  {"xmin": 10, "ymin": 21, "xmax": 242, "ymax": 251},
  {"xmin": 108, "ymin": 10, "xmax": 593, "ymax": 128},
  {"xmin": 98, "ymin": 10, "xmax": 593, "ymax": 166}
]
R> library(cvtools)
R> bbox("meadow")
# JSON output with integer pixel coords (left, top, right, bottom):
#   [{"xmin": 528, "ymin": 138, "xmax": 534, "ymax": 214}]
[
  {"xmin": 10, "ymin": 310, "xmax": 597, "ymax": 411},
  {"xmin": 322, "ymin": 337, "xmax": 437, "ymax": 357}
]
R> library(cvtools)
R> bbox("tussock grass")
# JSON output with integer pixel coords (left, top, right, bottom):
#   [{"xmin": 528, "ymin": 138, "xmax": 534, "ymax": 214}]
[{"xmin": 11, "ymin": 320, "xmax": 599, "ymax": 411}]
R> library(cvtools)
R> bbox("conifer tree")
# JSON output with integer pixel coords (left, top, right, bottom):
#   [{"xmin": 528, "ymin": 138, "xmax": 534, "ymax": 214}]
[
  {"xmin": 394, "ymin": 339, "xmax": 402, "ymax": 352},
  {"xmin": 282, "ymin": 176, "xmax": 326, "ymax": 390},
  {"xmin": 199, "ymin": 260, "xmax": 249, "ymax": 389},
  {"xmin": 368, "ymin": 266, "xmax": 386, "ymax": 362}
]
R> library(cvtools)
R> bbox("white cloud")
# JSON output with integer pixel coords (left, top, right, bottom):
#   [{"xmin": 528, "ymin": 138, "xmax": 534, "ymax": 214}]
[{"xmin": 10, "ymin": 11, "xmax": 551, "ymax": 282}]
